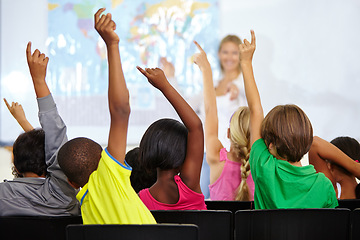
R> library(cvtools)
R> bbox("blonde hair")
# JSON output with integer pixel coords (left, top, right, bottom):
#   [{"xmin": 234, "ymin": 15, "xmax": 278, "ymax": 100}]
[
  {"xmin": 228, "ymin": 107, "xmax": 251, "ymax": 201},
  {"xmin": 218, "ymin": 35, "xmax": 242, "ymax": 73}
]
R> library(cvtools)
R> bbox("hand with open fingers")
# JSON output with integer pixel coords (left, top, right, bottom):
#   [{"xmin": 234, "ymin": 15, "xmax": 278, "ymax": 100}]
[
  {"xmin": 26, "ymin": 42, "xmax": 49, "ymax": 84},
  {"xmin": 3, "ymin": 98, "xmax": 27, "ymax": 122},
  {"xmin": 136, "ymin": 66, "xmax": 170, "ymax": 91},
  {"xmin": 239, "ymin": 30, "xmax": 256, "ymax": 63},
  {"xmin": 94, "ymin": 8, "xmax": 119, "ymax": 46},
  {"xmin": 193, "ymin": 41, "xmax": 210, "ymax": 71}
]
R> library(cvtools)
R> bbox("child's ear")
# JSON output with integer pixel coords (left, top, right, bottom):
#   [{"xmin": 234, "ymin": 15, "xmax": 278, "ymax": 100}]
[{"xmin": 68, "ymin": 179, "xmax": 81, "ymax": 189}]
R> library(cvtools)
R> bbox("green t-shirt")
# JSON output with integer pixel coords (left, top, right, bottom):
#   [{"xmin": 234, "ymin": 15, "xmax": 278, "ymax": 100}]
[{"xmin": 249, "ymin": 139, "xmax": 338, "ymax": 209}]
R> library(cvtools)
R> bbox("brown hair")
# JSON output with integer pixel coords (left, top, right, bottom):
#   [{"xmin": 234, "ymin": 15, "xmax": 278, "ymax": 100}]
[
  {"xmin": 228, "ymin": 107, "xmax": 251, "ymax": 201},
  {"xmin": 261, "ymin": 104, "xmax": 313, "ymax": 162},
  {"xmin": 218, "ymin": 35, "xmax": 242, "ymax": 73}
]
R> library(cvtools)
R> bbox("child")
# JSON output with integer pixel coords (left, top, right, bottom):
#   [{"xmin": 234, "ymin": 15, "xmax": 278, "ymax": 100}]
[
  {"xmin": 309, "ymin": 136, "xmax": 360, "ymax": 199},
  {"xmin": 126, "ymin": 147, "xmax": 157, "ymax": 193},
  {"xmin": 242, "ymin": 30, "xmax": 337, "ymax": 209},
  {"xmin": 193, "ymin": 41, "xmax": 254, "ymax": 201},
  {"xmin": 57, "ymin": 8, "xmax": 156, "ymax": 224},
  {"xmin": 0, "ymin": 42, "xmax": 80, "ymax": 216},
  {"xmin": 136, "ymin": 65, "xmax": 206, "ymax": 210}
]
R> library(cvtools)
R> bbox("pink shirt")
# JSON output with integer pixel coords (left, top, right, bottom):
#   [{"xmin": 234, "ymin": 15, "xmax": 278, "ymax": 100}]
[
  {"xmin": 138, "ymin": 175, "xmax": 207, "ymax": 210},
  {"xmin": 209, "ymin": 148, "xmax": 255, "ymax": 201}
]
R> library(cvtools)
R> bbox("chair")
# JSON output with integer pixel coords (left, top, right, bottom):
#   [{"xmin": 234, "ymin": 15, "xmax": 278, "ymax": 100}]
[
  {"xmin": 234, "ymin": 208, "xmax": 350, "ymax": 240},
  {"xmin": 350, "ymin": 208, "xmax": 360, "ymax": 240},
  {"xmin": 66, "ymin": 224, "xmax": 198, "ymax": 240},
  {"xmin": 205, "ymin": 200, "xmax": 253, "ymax": 213},
  {"xmin": 337, "ymin": 199, "xmax": 360, "ymax": 210},
  {"xmin": 0, "ymin": 215, "xmax": 82, "ymax": 240},
  {"xmin": 151, "ymin": 210, "xmax": 232, "ymax": 240}
]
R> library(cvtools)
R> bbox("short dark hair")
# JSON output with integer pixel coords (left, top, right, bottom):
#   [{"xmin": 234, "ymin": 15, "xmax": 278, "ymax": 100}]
[
  {"xmin": 13, "ymin": 129, "xmax": 47, "ymax": 177},
  {"xmin": 261, "ymin": 104, "xmax": 313, "ymax": 162},
  {"xmin": 58, "ymin": 137, "xmax": 102, "ymax": 187},
  {"xmin": 126, "ymin": 147, "xmax": 157, "ymax": 193},
  {"xmin": 139, "ymin": 118, "xmax": 187, "ymax": 170},
  {"xmin": 330, "ymin": 136, "xmax": 360, "ymax": 175}
]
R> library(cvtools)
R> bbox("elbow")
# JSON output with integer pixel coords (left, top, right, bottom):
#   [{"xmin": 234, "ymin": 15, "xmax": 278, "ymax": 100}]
[{"xmin": 109, "ymin": 100, "xmax": 131, "ymax": 118}]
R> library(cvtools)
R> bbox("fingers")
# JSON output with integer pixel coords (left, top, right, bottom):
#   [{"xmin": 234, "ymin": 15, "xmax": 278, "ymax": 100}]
[
  {"xmin": 194, "ymin": 40, "xmax": 204, "ymax": 53},
  {"xmin": 26, "ymin": 42, "xmax": 32, "ymax": 62},
  {"xmin": 3, "ymin": 98, "xmax": 11, "ymax": 110},
  {"xmin": 250, "ymin": 30, "xmax": 256, "ymax": 45},
  {"xmin": 102, "ymin": 13, "xmax": 112, "ymax": 27},
  {"xmin": 136, "ymin": 66, "xmax": 149, "ymax": 77},
  {"xmin": 94, "ymin": 8, "xmax": 106, "ymax": 25}
]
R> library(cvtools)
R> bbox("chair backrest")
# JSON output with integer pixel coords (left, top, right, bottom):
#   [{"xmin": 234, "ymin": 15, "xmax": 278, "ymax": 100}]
[
  {"xmin": 66, "ymin": 224, "xmax": 198, "ymax": 240},
  {"xmin": 234, "ymin": 208, "xmax": 350, "ymax": 240},
  {"xmin": 350, "ymin": 208, "xmax": 360, "ymax": 240},
  {"xmin": 151, "ymin": 210, "xmax": 232, "ymax": 240},
  {"xmin": 0, "ymin": 215, "xmax": 82, "ymax": 240},
  {"xmin": 337, "ymin": 199, "xmax": 360, "ymax": 210},
  {"xmin": 205, "ymin": 201, "xmax": 253, "ymax": 213}
]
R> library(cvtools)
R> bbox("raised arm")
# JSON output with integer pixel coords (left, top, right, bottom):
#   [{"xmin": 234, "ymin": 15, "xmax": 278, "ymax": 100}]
[
  {"xmin": 137, "ymin": 67, "xmax": 204, "ymax": 193},
  {"xmin": 240, "ymin": 30, "xmax": 263, "ymax": 146},
  {"xmin": 309, "ymin": 136, "xmax": 360, "ymax": 184},
  {"xmin": 193, "ymin": 41, "xmax": 222, "ymax": 164},
  {"xmin": 3, "ymin": 98, "xmax": 34, "ymax": 132},
  {"xmin": 94, "ymin": 8, "xmax": 130, "ymax": 163}
]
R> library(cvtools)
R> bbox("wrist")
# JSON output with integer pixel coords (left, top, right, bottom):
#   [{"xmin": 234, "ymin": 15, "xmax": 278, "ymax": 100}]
[{"xmin": 240, "ymin": 60, "xmax": 253, "ymax": 66}]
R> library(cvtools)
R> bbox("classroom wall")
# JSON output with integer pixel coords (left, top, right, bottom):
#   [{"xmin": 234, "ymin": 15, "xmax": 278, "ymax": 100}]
[{"xmin": 1, "ymin": 0, "xmax": 359, "ymax": 146}]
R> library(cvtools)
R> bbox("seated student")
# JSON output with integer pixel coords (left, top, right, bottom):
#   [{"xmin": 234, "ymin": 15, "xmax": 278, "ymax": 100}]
[
  {"xmin": 57, "ymin": 8, "xmax": 155, "ymax": 224},
  {"xmin": 196, "ymin": 40, "xmax": 254, "ymax": 201},
  {"xmin": 0, "ymin": 43, "xmax": 80, "ymax": 216},
  {"xmin": 126, "ymin": 147, "xmax": 157, "ymax": 193},
  {"xmin": 309, "ymin": 136, "xmax": 360, "ymax": 199},
  {"xmin": 136, "ymin": 46, "xmax": 206, "ymax": 210},
  {"xmin": 241, "ymin": 30, "xmax": 337, "ymax": 209}
]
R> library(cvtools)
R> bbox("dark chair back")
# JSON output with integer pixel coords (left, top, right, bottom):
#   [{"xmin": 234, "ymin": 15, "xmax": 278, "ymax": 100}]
[
  {"xmin": 66, "ymin": 224, "xmax": 198, "ymax": 240},
  {"xmin": 151, "ymin": 210, "xmax": 232, "ymax": 240},
  {"xmin": 205, "ymin": 200, "xmax": 253, "ymax": 213},
  {"xmin": 234, "ymin": 208, "xmax": 350, "ymax": 240},
  {"xmin": 0, "ymin": 215, "xmax": 82, "ymax": 240},
  {"xmin": 337, "ymin": 199, "xmax": 360, "ymax": 210},
  {"xmin": 351, "ymin": 208, "xmax": 360, "ymax": 240}
]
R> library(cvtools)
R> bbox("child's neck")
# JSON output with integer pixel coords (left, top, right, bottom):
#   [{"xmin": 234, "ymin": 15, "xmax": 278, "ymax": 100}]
[{"xmin": 338, "ymin": 175, "xmax": 358, "ymax": 199}]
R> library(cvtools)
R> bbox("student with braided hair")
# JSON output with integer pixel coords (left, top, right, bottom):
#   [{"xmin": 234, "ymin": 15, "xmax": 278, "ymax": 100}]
[{"xmin": 194, "ymin": 40, "xmax": 254, "ymax": 201}]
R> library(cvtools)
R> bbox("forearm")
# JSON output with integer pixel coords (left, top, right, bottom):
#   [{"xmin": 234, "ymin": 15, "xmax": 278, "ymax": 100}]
[
  {"xmin": 311, "ymin": 136, "xmax": 360, "ymax": 179},
  {"xmin": 16, "ymin": 118, "xmax": 34, "ymax": 132},
  {"xmin": 107, "ymin": 44, "xmax": 130, "ymax": 115}
]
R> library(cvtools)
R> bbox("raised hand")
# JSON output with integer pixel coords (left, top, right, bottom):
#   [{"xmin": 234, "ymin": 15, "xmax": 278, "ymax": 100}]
[
  {"xmin": 193, "ymin": 41, "xmax": 211, "ymax": 72},
  {"xmin": 26, "ymin": 42, "xmax": 50, "ymax": 98},
  {"xmin": 239, "ymin": 30, "xmax": 256, "ymax": 63},
  {"xmin": 136, "ymin": 66, "xmax": 170, "ymax": 91},
  {"xmin": 3, "ymin": 98, "xmax": 34, "ymax": 132},
  {"xmin": 26, "ymin": 42, "xmax": 49, "ymax": 86},
  {"xmin": 94, "ymin": 8, "xmax": 119, "ymax": 46}
]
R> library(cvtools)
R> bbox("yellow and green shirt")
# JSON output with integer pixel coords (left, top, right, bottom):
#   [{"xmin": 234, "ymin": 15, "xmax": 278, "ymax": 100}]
[{"xmin": 77, "ymin": 148, "xmax": 156, "ymax": 224}]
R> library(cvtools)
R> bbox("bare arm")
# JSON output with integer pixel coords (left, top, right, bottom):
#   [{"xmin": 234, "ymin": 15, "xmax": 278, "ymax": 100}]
[
  {"xmin": 95, "ymin": 8, "xmax": 130, "ymax": 163},
  {"xmin": 309, "ymin": 136, "xmax": 360, "ymax": 183},
  {"xmin": 240, "ymin": 30, "xmax": 263, "ymax": 146},
  {"xmin": 193, "ymin": 41, "xmax": 222, "ymax": 165},
  {"xmin": 137, "ymin": 67, "xmax": 204, "ymax": 193},
  {"xmin": 3, "ymin": 98, "xmax": 34, "ymax": 132}
]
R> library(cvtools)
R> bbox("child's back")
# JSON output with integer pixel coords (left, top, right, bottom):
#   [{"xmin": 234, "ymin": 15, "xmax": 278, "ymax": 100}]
[
  {"xmin": 58, "ymin": 8, "xmax": 155, "ymax": 224},
  {"xmin": 240, "ymin": 31, "xmax": 337, "ymax": 209},
  {"xmin": 136, "ymin": 66, "xmax": 206, "ymax": 210}
]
